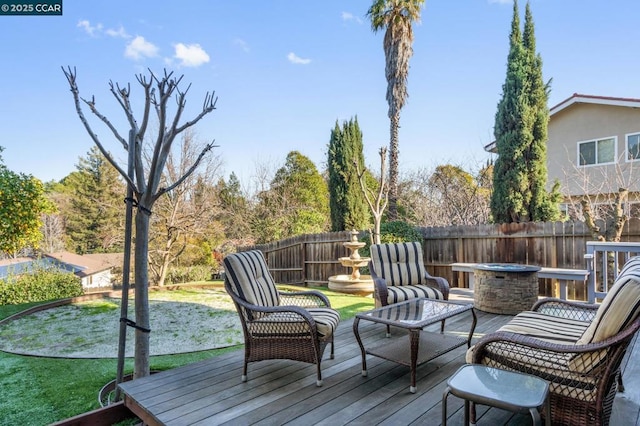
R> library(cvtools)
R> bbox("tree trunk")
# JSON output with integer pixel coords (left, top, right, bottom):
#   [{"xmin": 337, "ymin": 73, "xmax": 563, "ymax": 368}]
[
  {"xmin": 156, "ymin": 241, "xmax": 173, "ymax": 287},
  {"xmin": 388, "ymin": 113, "xmax": 400, "ymax": 220},
  {"xmin": 373, "ymin": 213, "xmax": 382, "ymax": 244},
  {"xmin": 134, "ymin": 210, "xmax": 151, "ymax": 379}
]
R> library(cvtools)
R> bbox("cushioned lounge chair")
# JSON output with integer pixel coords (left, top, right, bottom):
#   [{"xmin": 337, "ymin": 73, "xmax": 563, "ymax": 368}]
[
  {"xmin": 369, "ymin": 241, "xmax": 450, "ymax": 307},
  {"xmin": 467, "ymin": 256, "xmax": 640, "ymax": 426},
  {"xmin": 224, "ymin": 250, "xmax": 340, "ymax": 386}
]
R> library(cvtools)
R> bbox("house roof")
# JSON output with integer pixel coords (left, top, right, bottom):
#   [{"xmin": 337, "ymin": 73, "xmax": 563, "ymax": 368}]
[
  {"xmin": 484, "ymin": 93, "xmax": 640, "ymax": 153},
  {"xmin": 0, "ymin": 257, "xmax": 34, "ymax": 267},
  {"xmin": 83, "ymin": 252, "xmax": 124, "ymax": 269},
  {"xmin": 44, "ymin": 252, "xmax": 112, "ymax": 277},
  {"xmin": 549, "ymin": 93, "xmax": 640, "ymax": 115}
]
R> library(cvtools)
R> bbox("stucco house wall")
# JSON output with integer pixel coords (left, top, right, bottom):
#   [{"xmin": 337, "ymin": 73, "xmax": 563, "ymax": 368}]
[{"xmin": 548, "ymin": 96, "xmax": 640, "ymax": 198}]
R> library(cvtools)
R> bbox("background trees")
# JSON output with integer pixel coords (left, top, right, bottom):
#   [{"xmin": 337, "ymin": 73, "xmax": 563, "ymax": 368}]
[
  {"xmin": 402, "ymin": 162, "xmax": 492, "ymax": 227},
  {"xmin": 328, "ymin": 117, "xmax": 370, "ymax": 232},
  {"xmin": 216, "ymin": 172, "xmax": 251, "ymax": 243},
  {"xmin": 0, "ymin": 147, "xmax": 53, "ymax": 256},
  {"xmin": 490, "ymin": 0, "xmax": 559, "ymax": 224},
  {"xmin": 59, "ymin": 146, "xmax": 125, "ymax": 254},
  {"xmin": 367, "ymin": 0, "xmax": 425, "ymax": 221},
  {"xmin": 251, "ymin": 151, "xmax": 329, "ymax": 243},
  {"xmin": 148, "ymin": 130, "xmax": 223, "ymax": 287}
]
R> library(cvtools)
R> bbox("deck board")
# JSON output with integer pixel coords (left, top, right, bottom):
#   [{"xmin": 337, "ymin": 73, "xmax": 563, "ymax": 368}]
[{"xmin": 119, "ymin": 291, "xmax": 640, "ymax": 425}]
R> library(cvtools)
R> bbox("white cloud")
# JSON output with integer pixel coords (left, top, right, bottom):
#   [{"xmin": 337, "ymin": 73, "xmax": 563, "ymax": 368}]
[
  {"xmin": 105, "ymin": 25, "xmax": 129, "ymax": 39},
  {"xmin": 173, "ymin": 43, "xmax": 210, "ymax": 67},
  {"xmin": 233, "ymin": 38, "xmax": 250, "ymax": 53},
  {"xmin": 488, "ymin": 0, "xmax": 513, "ymax": 4},
  {"xmin": 287, "ymin": 52, "xmax": 311, "ymax": 65},
  {"xmin": 125, "ymin": 36, "xmax": 159, "ymax": 60},
  {"xmin": 77, "ymin": 20, "xmax": 103, "ymax": 36},
  {"xmin": 77, "ymin": 20, "xmax": 130, "ymax": 39},
  {"xmin": 341, "ymin": 11, "xmax": 362, "ymax": 24}
]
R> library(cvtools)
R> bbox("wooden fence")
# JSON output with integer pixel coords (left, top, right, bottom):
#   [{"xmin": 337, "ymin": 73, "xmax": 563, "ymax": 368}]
[{"xmin": 242, "ymin": 219, "xmax": 640, "ymax": 300}]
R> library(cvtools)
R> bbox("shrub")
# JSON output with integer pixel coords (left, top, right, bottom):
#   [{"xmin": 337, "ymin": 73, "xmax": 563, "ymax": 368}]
[
  {"xmin": 0, "ymin": 268, "xmax": 83, "ymax": 305},
  {"xmin": 165, "ymin": 265, "xmax": 213, "ymax": 285},
  {"xmin": 360, "ymin": 221, "xmax": 423, "ymax": 258},
  {"xmin": 377, "ymin": 221, "xmax": 423, "ymax": 244}
]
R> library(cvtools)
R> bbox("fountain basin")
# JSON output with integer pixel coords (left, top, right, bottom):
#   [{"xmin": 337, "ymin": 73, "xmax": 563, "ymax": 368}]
[
  {"xmin": 338, "ymin": 257, "xmax": 370, "ymax": 268},
  {"xmin": 328, "ymin": 274, "xmax": 374, "ymax": 296}
]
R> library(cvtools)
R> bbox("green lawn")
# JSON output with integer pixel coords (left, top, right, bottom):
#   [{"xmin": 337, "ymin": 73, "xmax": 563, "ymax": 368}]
[{"xmin": 0, "ymin": 283, "xmax": 374, "ymax": 425}]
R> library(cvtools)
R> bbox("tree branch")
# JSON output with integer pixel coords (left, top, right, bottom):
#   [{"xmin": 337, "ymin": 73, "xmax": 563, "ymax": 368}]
[
  {"xmin": 80, "ymin": 94, "xmax": 128, "ymax": 150},
  {"xmin": 135, "ymin": 73, "xmax": 153, "ymax": 142},
  {"xmin": 155, "ymin": 142, "xmax": 216, "ymax": 200},
  {"xmin": 175, "ymin": 91, "xmax": 218, "ymax": 134},
  {"xmin": 61, "ymin": 66, "xmax": 136, "ymax": 190}
]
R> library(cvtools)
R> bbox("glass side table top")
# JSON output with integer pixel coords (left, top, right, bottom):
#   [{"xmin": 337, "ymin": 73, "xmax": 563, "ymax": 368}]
[
  {"xmin": 448, "ymin": 365, "xmax": 549, "ymax": 408},
  {"xmin": 357, "ymin": 298, "xmax": 473, "ymax": 328}
]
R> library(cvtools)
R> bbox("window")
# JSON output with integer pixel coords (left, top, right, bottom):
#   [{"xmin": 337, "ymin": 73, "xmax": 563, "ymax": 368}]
[
  {"xmin": 578, "ymin": 137, "xmax": 616, "ymax": 166},
  {"xmin": 627, "ymin": 132, "xmax": 640, "ymax": 161}
]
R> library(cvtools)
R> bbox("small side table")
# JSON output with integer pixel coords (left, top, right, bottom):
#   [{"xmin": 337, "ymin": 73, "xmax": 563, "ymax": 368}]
[{"xmin": 442, "ymin": 364, "xmax": 551, "ymax": 426}]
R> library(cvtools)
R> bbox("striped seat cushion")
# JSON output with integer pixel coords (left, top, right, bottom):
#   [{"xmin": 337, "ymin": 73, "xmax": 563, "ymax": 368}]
[
  {"xmin": 568, "ymin": 256, "xmax": 640, "ymax": 372},
  {"xmin": 498, "ymin": 311, "xmax": 590, "ymax": 344},
  {"xmin": 224, "ymin": 250, "xmax": 280, "ymax": 308},
  {"xmin": 386, "ymin": 285, "xmax": 444, "ymax": 305},
  {"xmin": 248, "ymin": 307, "xmax": 340, "ymax": 338},
  {"xmin": 370, "ymin": 242, "xmax": 429, "ymax": 287},
  {"xmin": 578, "ymin": 255, "xmax": 640, "ymax": 345}
]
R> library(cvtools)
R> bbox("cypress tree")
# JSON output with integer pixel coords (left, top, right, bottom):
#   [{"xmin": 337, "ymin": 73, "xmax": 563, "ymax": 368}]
[
  {"xmin": 523, "ymin": 2, "xmax": 560, "ymax": 221},
  {"xmin": 328, "ymin": 117, "xmax": 369, "ymax": 231},
  {"xmin": 491, "ymin": 0, "xmax": 559, "ymax": 223},
  {"xmin": 491, "ymin": 0, "xmax": 532, "ymax": 223}
]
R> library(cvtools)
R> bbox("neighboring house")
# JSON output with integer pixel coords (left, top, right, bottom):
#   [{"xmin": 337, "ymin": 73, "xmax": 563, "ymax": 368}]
[
  {"xmin": 0, "ymin": 252, "xmax": 121, "ymax": 291},
  {"xmin": 44, "ymin": 252, "xmax": 115, "ymax": 290},
  {"xmin": 486, "ymin": 93, "xmax": 640, "ymax": 216}
]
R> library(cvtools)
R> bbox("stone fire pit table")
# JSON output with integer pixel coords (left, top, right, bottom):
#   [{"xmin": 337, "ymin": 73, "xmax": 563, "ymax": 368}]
[{"xmin": 473, "ymin": 264, "xmax": 541, "ymax": 315}]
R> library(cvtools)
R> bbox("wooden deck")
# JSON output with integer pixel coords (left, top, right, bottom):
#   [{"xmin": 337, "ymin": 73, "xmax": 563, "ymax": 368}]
[{"xmin": 119, "ymin": 291, "xmax": 640, "ymax": 425}]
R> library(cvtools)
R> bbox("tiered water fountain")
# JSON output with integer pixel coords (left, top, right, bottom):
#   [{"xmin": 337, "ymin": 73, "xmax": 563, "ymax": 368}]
[{"xmin": 328, "ymin": 230, "xmax": 374, "ymax": 296}]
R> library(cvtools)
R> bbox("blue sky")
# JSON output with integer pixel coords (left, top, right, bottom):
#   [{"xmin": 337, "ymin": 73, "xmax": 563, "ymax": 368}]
[{"xmin": 1, "ymin": 0, "xmax": 639, "ymax": 189}]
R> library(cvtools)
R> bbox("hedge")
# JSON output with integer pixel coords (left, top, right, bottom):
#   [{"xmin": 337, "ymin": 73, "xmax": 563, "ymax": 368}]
[{"xmin": 0, "ymin": 269, "xmax": 83, "ymax": 305}]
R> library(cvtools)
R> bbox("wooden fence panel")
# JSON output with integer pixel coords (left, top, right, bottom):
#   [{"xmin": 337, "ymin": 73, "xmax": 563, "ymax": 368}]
[{"xmin": 239, "ymin": 221, "xmax": 640, "ymax": 296}]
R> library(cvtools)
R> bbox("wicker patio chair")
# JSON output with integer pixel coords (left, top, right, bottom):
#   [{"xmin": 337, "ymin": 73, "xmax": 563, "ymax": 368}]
[
  {"xmin": 467, "ymin": 256, "xmax": 640, "ymax": 426},
  {"xmin": 369, "ymin": 241, "xmax": 450, "ymax": 308},
  {"xmin": 223, "ymin": 250, "xmax": 340, "ymax": 386}
]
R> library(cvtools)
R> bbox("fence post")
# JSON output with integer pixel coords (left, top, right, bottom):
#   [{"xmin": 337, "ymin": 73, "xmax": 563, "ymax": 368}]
[
  {"xmin": 301, "ymin": 241, "xmax": 307, "ymax": 287},
  {"xmin": 585, "ymin": 251, "xmax": 595, "ymax": 303}
]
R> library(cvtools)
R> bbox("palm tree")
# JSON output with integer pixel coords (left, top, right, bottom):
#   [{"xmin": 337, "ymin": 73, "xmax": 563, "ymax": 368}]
[{"xmin": 367, "ymin": 0, "xmax": 425, "ymax": 220}]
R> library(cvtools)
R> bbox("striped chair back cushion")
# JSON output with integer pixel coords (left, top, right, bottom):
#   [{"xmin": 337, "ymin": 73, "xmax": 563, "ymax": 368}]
[
  {"xmin": 578, "ymin": 255, "xmax": 640, "ymax": 345},
  {"xmin": 370, "ymin": 242, "xmax": 428, "ymax": 287},
  {"xmin": 223, "ymin": 250, "xmax": 280, "ymax": 307}
]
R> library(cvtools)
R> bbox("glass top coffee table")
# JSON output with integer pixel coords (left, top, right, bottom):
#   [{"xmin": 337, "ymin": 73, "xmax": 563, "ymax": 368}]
[{"xmin": 353, "ymin": 298, "xmax": 476, "ymax": 393}]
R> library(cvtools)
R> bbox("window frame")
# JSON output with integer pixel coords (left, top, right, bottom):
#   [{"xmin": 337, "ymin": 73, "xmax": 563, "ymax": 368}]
[
  {"xmin": 625, "ymin": 132, "xmax": 640, "ymax": 162},
  {"xmin": 577, "ymin": 136, "xmax": 617, "ymax": 167}
]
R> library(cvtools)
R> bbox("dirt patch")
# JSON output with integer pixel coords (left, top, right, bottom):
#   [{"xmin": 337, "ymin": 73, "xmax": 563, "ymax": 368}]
[{"xmin": 0, "ymin": 288, "xmax": 243, "ymax": 358}]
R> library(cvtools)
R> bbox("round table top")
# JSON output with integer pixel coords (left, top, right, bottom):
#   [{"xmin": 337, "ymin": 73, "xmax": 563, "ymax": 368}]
[{"xmin": 473, "ymin": 263, "xmax": 541, "ymax": 273}]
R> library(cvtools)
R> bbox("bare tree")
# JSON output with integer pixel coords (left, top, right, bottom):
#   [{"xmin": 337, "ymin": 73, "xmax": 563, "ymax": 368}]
[
  {"xmin": 148, "ymin": 130, "xmax": 222, "ymax": 287},
  {"xmin": 41, "ymin": 213, "xmax": 66, "ymax": 253},
  {"xmin": 63, "ymin": 67, "xmax": 217, "ymax": 379},
  {"xmin": 404, "ymin": 163, "xmax": 492, "ymax": 227},
  {"xmin": 356, "ymin": 147, "xmax": 389, "ymax": 244},
  {"xmin": 562, "ymin": 151, "xmax": 640, "ymax": 242}
]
